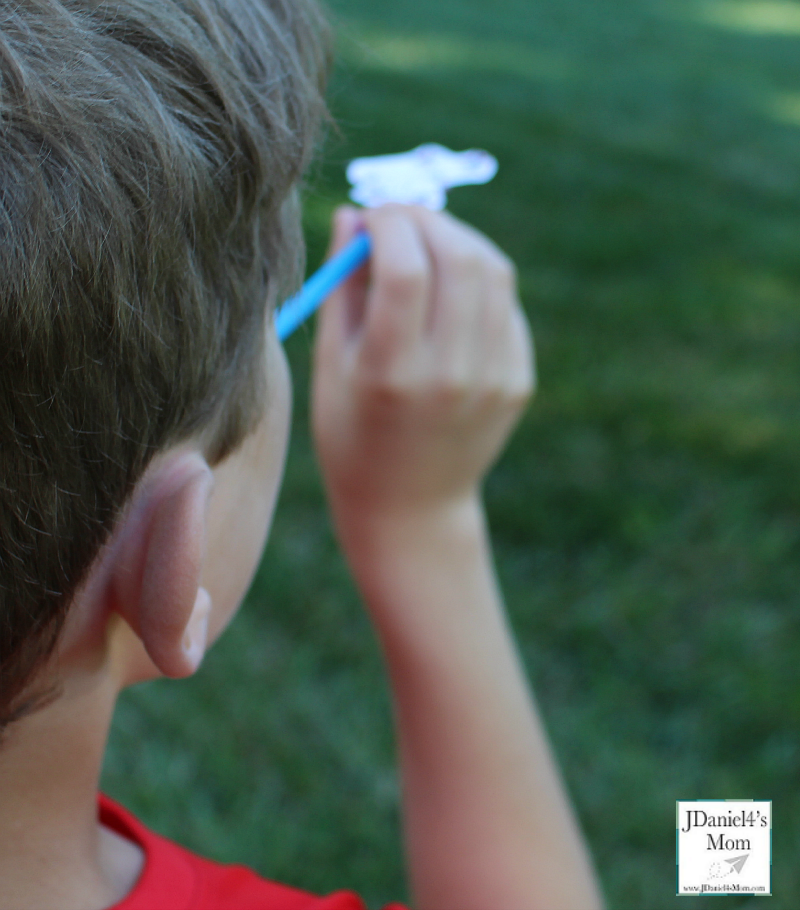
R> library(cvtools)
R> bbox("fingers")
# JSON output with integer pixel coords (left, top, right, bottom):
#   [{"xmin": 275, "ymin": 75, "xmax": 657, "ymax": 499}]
[
  {"xmin": 314, "ymin": 205, "xmax": 368, "ymax": 371},
  {"xmin": 318, "ymin": 202, "xmax": 534, "ymax": 405},
  {"xmin": 392, "ymin": 206, "xmax": 532, "ymax": 402},
  {"xmin": 358, "ymin": 205, "xmax": 431, "ymax": 377},
  {"xmin": 510, "ymin": 303, "xmax": 537, "ymax": 400},
  {"xmin": 476, "ymin": 253, "xmax": 535, "ymax": 399},
  {"xmin": 410, "ymin": 208, "xmax": 487, "ymax": 388}
]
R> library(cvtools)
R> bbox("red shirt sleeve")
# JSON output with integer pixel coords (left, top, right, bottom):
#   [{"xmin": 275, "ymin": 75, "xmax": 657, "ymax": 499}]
[{"xmin": 100, "ymin": 794, "xmax": 409, "ymax": 910}]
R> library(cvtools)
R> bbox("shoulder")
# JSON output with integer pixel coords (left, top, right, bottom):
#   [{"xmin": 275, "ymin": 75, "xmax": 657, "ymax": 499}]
[
  {"xmin": 190, "ymin": 861, "xmax": 367, "ymax": 910},
  {"xmin": 99, "ymin": 793, "xmax": 408, "ymax": 910}
]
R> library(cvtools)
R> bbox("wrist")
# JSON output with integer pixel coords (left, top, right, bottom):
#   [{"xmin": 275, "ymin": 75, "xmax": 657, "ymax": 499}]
[
  {"xmin": 328, "ymin": 488, "xmax": 486, "ymax": 565},
  {"xmin": 326, "ymin": 490, "xmax": 500, "ymax": 647}
]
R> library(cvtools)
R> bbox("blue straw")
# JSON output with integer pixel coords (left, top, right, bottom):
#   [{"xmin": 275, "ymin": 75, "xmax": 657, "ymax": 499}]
[{"xmin": 274, "ymin": 231, "xmax": 372, "ymax": 341}]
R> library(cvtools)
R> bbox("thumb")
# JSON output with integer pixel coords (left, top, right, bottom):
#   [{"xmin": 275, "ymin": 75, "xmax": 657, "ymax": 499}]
[{"xmin": 314, "ymin": 205, "xmax": 368, "ymax": 363}]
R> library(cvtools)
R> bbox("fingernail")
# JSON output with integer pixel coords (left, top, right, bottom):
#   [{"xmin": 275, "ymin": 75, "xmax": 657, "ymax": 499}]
[{"xmin": 337, "ymin": 205, "xmax": 365, "ymax": 235}]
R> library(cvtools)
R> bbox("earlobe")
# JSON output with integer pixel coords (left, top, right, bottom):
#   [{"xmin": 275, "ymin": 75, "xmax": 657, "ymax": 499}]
[
  {"xmin": 179, "ymin": 585, "xmax": 212, "ymax": 676},
  {"xmin": 111, "ymin": 451, "xmax": 215, "ymax": 679}
]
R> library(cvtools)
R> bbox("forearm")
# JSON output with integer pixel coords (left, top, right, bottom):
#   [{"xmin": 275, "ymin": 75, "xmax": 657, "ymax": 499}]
[{"xmin": 333, "ymin": 495, "xmax": 604, "ymax": 910}]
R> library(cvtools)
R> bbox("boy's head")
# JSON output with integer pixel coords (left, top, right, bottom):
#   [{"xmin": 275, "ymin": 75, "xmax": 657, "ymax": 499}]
[{"xmin": 0, "ymin": 0, "xmax": 330, "ymax": 737}]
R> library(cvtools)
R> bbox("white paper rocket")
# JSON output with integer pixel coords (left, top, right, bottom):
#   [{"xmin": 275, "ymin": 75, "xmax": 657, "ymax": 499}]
[{"xmin": 346, "ymin": 143, "xmax": 499, "ymax": 210}]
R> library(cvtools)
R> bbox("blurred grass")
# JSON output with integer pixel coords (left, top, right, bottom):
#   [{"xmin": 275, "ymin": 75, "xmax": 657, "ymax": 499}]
[{"xmin": 102, "ymin": 0, "xmax": 800, "ymax": 906}]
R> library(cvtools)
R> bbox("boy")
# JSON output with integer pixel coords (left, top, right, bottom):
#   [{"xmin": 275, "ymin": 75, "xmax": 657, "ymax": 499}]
[{"xmin": 0, "ymin": 1, "xmax": 604, "ymax": 908}]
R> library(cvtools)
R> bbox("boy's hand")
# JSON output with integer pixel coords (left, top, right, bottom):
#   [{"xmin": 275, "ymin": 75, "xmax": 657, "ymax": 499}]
[
  {"xmin": 310, "ymin": 207, "xmax": 604, "ymax": 910},
  {"xmin": 311, "ymin": 204, "xmax": 535, "ymax": 524}
]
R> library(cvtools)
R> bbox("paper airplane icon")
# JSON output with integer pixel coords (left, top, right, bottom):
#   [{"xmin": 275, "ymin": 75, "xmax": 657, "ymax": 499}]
[{"xmin": 726, "ymin": 855, "xmax": 749, "ymax": 874}]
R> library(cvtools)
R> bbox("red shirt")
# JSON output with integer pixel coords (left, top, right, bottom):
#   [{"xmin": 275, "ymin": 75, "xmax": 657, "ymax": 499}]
[{"xmin": 100, "ymin": 794, "xmax": 408, "ymax": 910}]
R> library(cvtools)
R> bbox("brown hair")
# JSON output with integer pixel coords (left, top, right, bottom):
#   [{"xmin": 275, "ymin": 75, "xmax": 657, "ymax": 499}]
[{"xmin": 0, "ymin": 0, "xmax": 331, "ymax": 734}]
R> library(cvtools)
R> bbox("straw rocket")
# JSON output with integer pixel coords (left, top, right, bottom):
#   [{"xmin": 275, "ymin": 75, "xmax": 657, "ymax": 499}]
[{"xmin": 274, "ymin": 144, "xmax": 498, "ymax": 341}]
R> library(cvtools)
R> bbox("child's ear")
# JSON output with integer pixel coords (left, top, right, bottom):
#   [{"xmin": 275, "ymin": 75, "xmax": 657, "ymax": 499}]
[{"xmin": 110, "ymin": 451, "xmax": 215, "ymax": 679}]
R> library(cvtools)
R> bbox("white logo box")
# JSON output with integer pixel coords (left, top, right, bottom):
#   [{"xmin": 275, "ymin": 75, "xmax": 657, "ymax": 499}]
[{"xmin": 676, "ymin": 800, "xmax": 771, "ymax": 896}]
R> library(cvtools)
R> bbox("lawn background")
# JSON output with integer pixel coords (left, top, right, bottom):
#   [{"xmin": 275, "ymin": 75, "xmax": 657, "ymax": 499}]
[{"xmin": 102, "ymin": 1, "xmax": 800, "ymax": 906}]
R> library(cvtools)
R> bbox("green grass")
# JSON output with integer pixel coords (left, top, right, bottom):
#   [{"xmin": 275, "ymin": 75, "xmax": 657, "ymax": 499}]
[{"xmin": 102, "ymin": 1, "xmax": 800, "ymax": 906}]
